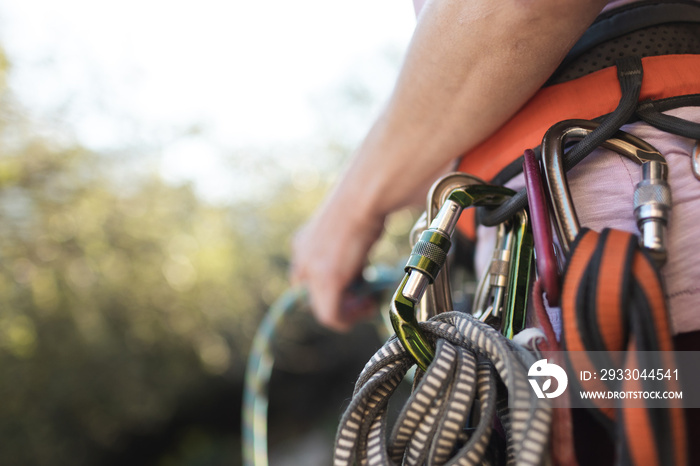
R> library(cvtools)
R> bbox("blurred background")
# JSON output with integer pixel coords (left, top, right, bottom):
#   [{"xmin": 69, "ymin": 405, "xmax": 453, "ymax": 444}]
[{"xmin": 0, "ymin": 1, "xmax": 418, "ymax": 464}]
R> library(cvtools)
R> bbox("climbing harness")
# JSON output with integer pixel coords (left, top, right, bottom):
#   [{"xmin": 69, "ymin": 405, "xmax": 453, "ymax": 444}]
[
  {"xmin": 458, "ymin": 54, "xmax": 700, "ymax": 238},
  {"xmin": 476, "ymin": 54, "xmax": 646, "ymax": 231}
]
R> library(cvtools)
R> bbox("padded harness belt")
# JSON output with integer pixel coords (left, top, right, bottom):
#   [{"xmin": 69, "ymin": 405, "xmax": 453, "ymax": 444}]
[{"xmin": 456, "ymin": 54, "xmax": 700, "ymax": 239}]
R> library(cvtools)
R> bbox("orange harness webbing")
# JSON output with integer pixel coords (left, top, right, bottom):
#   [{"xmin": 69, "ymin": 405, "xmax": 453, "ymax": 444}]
[
  {"xmin": 456, "ymin": 54, "xmax": 700, "ymax": 239},
  {"xmin": 561, "ymin": 228, "xmax": 687, "ymax": 466}
]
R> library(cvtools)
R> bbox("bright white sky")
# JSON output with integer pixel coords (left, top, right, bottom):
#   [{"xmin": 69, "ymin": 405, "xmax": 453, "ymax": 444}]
[{"xmin": 0, "ymin": 0, "xmax": 415, "ymax": 200}]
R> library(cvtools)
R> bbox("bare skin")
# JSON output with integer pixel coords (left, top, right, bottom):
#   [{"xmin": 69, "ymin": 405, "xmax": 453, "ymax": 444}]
[{"xmin": 291, "ymin": 0, "xmax": 610, "ymax": 332}]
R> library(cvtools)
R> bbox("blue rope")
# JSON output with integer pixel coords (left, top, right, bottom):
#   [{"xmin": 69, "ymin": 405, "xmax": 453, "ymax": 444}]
[
  {"xmin": 242, "ymin": 267, "xmax": 401, "ymax": 466},
  {"xmin": 242, "ymin": 287, "xmax": 307, "ymax": 466}
]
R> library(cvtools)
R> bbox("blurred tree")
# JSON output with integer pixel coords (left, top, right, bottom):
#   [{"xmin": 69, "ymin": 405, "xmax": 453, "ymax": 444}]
[
  {"xmin": 0, "ymin": 39, "xmax": 413, "ymax": 464},
  {"xmin": 0, "ymin": 44, "xmax": 336, "ymax": 464}
]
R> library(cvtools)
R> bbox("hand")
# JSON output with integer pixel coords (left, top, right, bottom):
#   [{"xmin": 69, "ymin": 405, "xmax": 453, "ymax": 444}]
[{"xmin": 290, "ymin": 194, "xmax": 385, "ymax": 332}]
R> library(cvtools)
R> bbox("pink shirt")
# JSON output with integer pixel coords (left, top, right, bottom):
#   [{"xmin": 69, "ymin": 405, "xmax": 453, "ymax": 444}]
[
  {"xmin": 413, "ymin": 0, "xmax": 653, "ymax": 18},
  {"xmin": 413, "ymin": 0, "xmax": 636, "ymax": 17}
]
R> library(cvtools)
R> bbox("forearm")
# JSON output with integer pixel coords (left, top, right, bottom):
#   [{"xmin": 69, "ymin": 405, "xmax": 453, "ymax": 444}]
[
  {"xmin": 292, "ymin": 0, "xmax": 610, "ymax": 330},
  {"xmin": 333, "ymin": 0, "xmax": 609, "ymax": 222}
]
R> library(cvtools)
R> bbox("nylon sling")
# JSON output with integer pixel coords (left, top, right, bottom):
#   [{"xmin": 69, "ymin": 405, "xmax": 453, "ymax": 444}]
[
  {"xmin": 560, "ymin": 228, "xmax": 687, "ymax": 466},
  {"xmin": 334, "ymin": 312, "xmax": 552, "ymax": 466}
]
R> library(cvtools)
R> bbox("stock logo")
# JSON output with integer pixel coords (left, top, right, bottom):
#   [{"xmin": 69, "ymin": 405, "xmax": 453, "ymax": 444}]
[{"xmin": 528, "ymin": 359, "xmax": 568, "ymax": 399}]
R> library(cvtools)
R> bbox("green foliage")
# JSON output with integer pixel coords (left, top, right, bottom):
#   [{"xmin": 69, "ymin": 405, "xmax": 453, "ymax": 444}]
[
  {"xmin": 0, "ymin": 39, "xmax": 413, "ymax": 465},
  {"xmin": 0, "ymin": 84, "xmax": 329, "ymax": 464}
]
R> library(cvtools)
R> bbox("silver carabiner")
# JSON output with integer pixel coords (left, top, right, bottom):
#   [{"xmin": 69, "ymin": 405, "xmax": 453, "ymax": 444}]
[
  {"xmin": 472, "ymin": 221, "xmax": 513, "ymax": 324},
  {"xmin": 542, "ymin": 119, "xmax": 671, "ymax": 265}
]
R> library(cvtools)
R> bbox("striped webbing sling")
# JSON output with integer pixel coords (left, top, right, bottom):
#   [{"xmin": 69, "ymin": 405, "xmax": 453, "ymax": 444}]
[
  {"xmin": 561, "ymin": 228, "xmax": 687, "ymax": 466},
  {"xmin": 333, "ymin": 312, "xmax": 552, "ymax": 465}
]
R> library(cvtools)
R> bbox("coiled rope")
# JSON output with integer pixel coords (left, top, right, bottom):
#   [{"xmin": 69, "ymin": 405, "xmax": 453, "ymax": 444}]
[{"xmin": 334, "ymin": 311, "xmax": 552, "ymax": 466}]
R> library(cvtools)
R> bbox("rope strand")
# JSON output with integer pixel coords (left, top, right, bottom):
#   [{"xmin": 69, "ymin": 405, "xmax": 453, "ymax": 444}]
[{"xmin": 334, "ymin": 312, "xmax": 552, "ymax": 466}]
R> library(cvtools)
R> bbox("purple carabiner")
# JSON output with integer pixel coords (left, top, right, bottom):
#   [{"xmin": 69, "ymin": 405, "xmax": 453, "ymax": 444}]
[{"xmin": 523, "ymin": 149, "xmax": 560, "ymax": 306}]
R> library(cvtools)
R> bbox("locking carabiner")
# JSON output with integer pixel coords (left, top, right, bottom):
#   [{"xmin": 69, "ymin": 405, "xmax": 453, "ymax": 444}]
[
  {"xmin": 411, "ymin": 173, "xmax": 487, "ymax": 322},
  {"xmin": 390, "ymin": 182, "xmax": 514, "ymax": 371},
  {"xmin": 542, "ymin": 119, "xmax": 671, "ymax": 265}
]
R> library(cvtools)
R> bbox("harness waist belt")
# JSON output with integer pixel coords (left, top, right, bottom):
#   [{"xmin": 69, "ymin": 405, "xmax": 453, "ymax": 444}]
[{"xmin": 456, "ymin": 54, "xmax": 700, "ymax": 239}]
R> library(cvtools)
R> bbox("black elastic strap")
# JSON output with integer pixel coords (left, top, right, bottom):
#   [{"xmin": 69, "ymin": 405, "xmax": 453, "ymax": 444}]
[
  {"xmin": 478, "ymin": 57, "xmax": 644, "ymax": 227},
  {"xmin": 637, "ymin": 96, "xmax": 700, "ymax": 139}
]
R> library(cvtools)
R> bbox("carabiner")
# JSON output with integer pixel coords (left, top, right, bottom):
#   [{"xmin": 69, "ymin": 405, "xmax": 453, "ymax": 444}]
[
  {"xmin": 415, "ymin": 173, "xmax": 486, "ymax": 321},
  {"xmin": 523, "ymin": 148, "xmax": 561, "ymax": 306},
  {"xmin": 502, "ymin": 210, "xmax": 534, "ymax": 339},
  {"xmin": 390, "ymin": 183, "xmax": 514, "ymax": 371},
  {"xmin": 542, "ymin": 119, "xmax": 670, "ymax": 265},
  {"xmin": 473, "ymin": 222, "xmax": 512, "ymax": 325},
  {"xmin": 472, "ymin": 210, "xmax": 533, "ymax": 339}
]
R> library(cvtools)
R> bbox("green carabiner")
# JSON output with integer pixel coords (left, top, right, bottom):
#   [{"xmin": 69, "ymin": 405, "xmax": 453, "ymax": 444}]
[
  {"xmin": 501, "ymin": 210, "xmax": 534, "ymax": 339},
  {"xmin": 471, "ymin": 210, "xmax": 534, "ymax": 339},
  {"xmin": 390, "ymin": 183, "xmax": 515, "ymax": 371}
]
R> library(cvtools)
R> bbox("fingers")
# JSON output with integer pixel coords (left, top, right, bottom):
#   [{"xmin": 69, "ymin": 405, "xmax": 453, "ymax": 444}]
[
  {"xmin": 340, "ymin": 292, "xmax": 378, "ymax": 326},
  {"xmin": 306, "ymin": 273, "xmax": 350, "ymax": 332},
  {"xmin": 311, "ymin": 289, "xmax": 378, "ymax": 333},
  {"xmin": 290, "ymin": 209, "xmax": 384, "ymax": 332}
]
